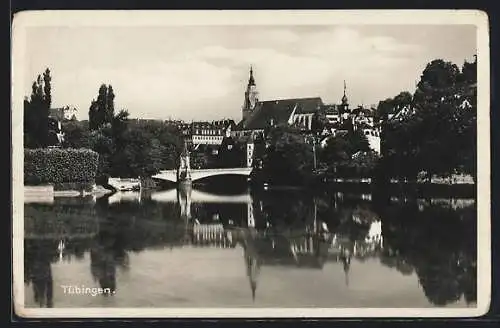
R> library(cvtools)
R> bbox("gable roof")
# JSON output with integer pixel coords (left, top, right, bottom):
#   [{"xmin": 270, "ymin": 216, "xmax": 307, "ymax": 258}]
[{"xmin": 236, "ymin": 97, "xmax": 323, "ymax": 130}]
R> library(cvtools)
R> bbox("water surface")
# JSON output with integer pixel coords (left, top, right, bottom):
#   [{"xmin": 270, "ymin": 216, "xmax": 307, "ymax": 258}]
[{"xmin": 24, "ymin": 183, "xmax": 477, "ymax": 308}]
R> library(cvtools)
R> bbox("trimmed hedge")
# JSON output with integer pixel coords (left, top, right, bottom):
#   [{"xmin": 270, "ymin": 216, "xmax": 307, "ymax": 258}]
[{"xmin": 25, "ymin": 148, "xmax": 99, "ymax": 185}]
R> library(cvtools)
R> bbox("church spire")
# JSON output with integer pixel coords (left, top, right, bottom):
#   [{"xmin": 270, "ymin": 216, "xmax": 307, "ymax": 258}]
[
  {"xmin": 248, "ymin": 65, "xmax": 256, "ymax": 86},
  {"xmin": 341, "ymin": 80, "xmax": 348, "ymax": 105},
  {"xmin": 242, "ymin": 65, "xmax": 259, "ymax": 120}
]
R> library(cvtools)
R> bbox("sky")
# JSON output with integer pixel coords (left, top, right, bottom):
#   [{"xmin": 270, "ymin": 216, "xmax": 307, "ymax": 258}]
[{"xmin": 23, "ymin": 25, "xmax": 476, "ymax": 122}]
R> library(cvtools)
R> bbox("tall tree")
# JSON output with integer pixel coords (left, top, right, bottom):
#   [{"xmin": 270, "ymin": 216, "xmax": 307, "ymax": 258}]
[
  {"xmin": 43, "ymin": 68, "xmax": 52, "ymax": 108},
  {"xmin": 105, "ymin": 85, "xmax": 115, "ymax": 124},
  {"xmin": 88, "ymin": 99, "xmax": 99, "ymax": 131},
  {"xmin": 24, "ymin": 69, "xmax": 52, "ymax": 148},
  {"xmin": 89, "ymin": 84, "xmax": 115, "ymax": 130}
]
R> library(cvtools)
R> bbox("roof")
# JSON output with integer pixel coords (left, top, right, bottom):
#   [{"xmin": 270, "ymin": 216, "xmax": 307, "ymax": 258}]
[
  {"xmin": 236, "ymin": 97, "xmax": 323, "ymax": 130},
  {"xmin": 351, "ymin": 106, "xmax": 374, "ymax": 117},
  {"xmin": 49, "ymin": 108, "xmax": 65, "ymax": 121},
  {"xmin": 323, "ymin": 104, "xmax": 341, "ymax": 115}
]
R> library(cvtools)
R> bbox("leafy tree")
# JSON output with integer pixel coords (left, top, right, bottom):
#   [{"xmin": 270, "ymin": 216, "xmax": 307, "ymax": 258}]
[
  {"xmin": 88, "ymin": 127, "xmax": 115, "ymax": 180},
  {"xmin": 24, "ymin": 69, "xmax": 52, "ymax": 148},
  {"xmin": 111, "ymin": 127, "xmax": 163, "ymax": 178},
  {"xmin": 106, "ymin": 85, "xmax": 115, "ymax": 124},
  {"xmin": 345, "ymin": 129, "xmax": 370, "ymax": 155},
  {"xmin": 106, "ymin": 118, "xmax": 184, "ymax": 178},
  {"xmin": 261, "ymin": 125, "xmax": 314, "ymax": 184},
  {"xmin": 311, "ymin": 109, "xmax": 329, "ymax": 135},
  {"xmin": 89, "ymin": 84, "xmax": 115, "ymax": 130},
  {"xmin": 381, "ymin": 57, "xmax": 477, "ymax": 182},
  {"xmin": 61, "ymin": 120, "xmax": 90, "ymax": 148},
  {"xmin": 42, "ymin": 68, "xmax": 52, "ymax": 109},
  {"xmin": 218, "ymin": 137, "xmax": 245, "ymax": 168},
  {"xmin": 416, "ymin": 59, "xmax": 461, "ymax": 92},
  {"xmin": 319, "ymin": 136, "xmax": 350, "ymax": 165}
]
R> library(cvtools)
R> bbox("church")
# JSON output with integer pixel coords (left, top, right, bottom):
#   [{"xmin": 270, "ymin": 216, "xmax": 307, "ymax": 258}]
[
  {"xmin": 233, "ymin": 66, "xmax": 381, "ymax": 155},
  {"xmin": 233, "ymin": 67, "xmax": 351, "ymax": 139}
]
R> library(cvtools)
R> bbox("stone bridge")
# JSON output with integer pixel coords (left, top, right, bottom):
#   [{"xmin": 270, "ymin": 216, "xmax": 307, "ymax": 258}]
[{"xmin": 152, "ymin": 167, "xmax": 253, "ymax": 183}]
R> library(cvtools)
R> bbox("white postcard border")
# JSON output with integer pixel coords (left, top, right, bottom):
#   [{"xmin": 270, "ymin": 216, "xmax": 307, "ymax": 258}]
[{"xmin": 11, "ymin": 9, "xmax": 491, "ymax": 318}]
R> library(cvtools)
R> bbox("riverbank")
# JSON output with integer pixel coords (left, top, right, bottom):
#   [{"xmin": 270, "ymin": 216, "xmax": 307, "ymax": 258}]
[
  {"xmin": 252, "ymin": 179, "xmax": 476, "ymax": 199},
  {"xmin": 24, "ymin": 184, "xmax": 113, "ymax": 203}
]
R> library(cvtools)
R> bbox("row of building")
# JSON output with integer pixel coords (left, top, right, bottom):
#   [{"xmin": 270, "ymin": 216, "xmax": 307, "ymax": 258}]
[
  {"xmin": 46, "ymin": 67, "xmax": 382, "ymax": 155},
  {"xmin": 179, "ymin": 67, "xmax": 382, "ymax": 156}
]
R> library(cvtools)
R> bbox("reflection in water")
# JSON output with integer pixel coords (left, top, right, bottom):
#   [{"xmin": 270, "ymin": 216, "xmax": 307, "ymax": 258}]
[
  {"xmin": 24, "ymin": 239, "xmax": 54, "ymax": 308},
  {"xmin": 24, "ymin": 185, "xmax": 477, "ymax": 308},
  {"xmin": 90, "ymin": 218, "xmax": 130, "ymax": 295}
]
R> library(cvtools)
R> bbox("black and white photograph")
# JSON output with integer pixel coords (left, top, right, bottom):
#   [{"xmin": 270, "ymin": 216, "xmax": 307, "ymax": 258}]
[{"xmin": 11, "ymin": 10, "xmax": 490, "ymax": 318}]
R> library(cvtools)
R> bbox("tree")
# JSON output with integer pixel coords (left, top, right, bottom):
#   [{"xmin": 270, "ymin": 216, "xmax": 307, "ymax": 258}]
[
  {"xmin": 218, "ymin": 137, "xmax": 245, "ymax": 168},
  {"xmin": 412, "ymin": 58, "xmax": 475, "ymax": 180},
  {"xmin": 89, "ymin": 84, "xmax": 115, "ymax": 130},
  {"xmin": 88, "ymin": 127, "xmax": 115, "ymax": 181},
  {"xmin": 106, "ymin": 85, "xmax": 115, "ymax": 124},
  {"xmin": 311, "ymin": 109, "xmax": 329, "ymax": 135},
  {"xmin": 61, "ymin": 120, "xmax": 90, "ymax": 148},
  {"xmin": 42, "ymin": 68, "xmax": 52, "ymax": 108},
  {"xmin": 88, "ymin": 100, "xmax": 100, "ymax": 131},
  {"xmin": 24, "ymin": 69, "xmax": 52, "ymax": 148},
  {"xmin": 319, "ymin": 136, "xmax": 350, "ymax": 166},
  {"xmin": 261, "ymin": 125, "xmax": 314, "ymax": 185},
  {"xmin": 416, "ymin": 59, "xmax": 460, "ymax": 92},
  {"xmin": 380, "ymin": 57, "xmax": 477, "ymax": 182},
  {"xmin": 111, "ymin": 127, "xmax": 164, "ymax": 178},
  {"xmin": 460, "ymin": 55, "xmax": 477, "ymax": 85},
  {"xmin": 345, "ymin": 129, "xmax": 370, "ymax": 155}
]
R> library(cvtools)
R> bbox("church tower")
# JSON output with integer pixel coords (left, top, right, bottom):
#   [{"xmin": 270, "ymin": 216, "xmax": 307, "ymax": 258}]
[
  {"xmin": 339, "ymin": 80, "xmax": 349, "ymax": 123},
  {"xmin": 341, "ymin": 80, "xmax": 349, "ymax": 109},
  {"xmin": 242, "ymin": 66, "xmax": 259, "ymax": 121}
]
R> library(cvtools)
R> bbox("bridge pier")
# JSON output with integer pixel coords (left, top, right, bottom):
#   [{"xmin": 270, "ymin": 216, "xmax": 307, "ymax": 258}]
[{"xmin": 177, "ymin": 140, "xmax": 192, "ymax": 187}]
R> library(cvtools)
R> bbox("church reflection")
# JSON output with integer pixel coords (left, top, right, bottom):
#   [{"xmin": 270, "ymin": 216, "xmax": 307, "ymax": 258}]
[{"xmin": 24, "ymin": 187, "xmax": 477, "ymax": 307}]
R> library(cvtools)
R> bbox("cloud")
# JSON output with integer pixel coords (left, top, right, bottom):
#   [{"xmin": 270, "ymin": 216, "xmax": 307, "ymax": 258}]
[
  {"xmin": 23, "ymin": 25, "xmax": 473, "ymax": 121},
  {"xmin": 187, "ymin": 27, "xmax": 422, "ymax": 102},
  {"xmin": 59, "ymin": 59, "xmax": 235, "ymax": 119}
]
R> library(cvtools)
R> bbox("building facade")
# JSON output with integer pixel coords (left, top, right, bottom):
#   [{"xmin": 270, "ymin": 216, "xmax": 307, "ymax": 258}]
[{"xmin": 181, "ymin": 119, "xmax": 236, "ymax": 148}]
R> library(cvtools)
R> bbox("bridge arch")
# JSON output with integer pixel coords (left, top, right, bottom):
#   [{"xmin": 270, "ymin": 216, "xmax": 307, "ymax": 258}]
[{"xmin": 152, "ymin": 167, "xmax": 253, "ymax": 183}]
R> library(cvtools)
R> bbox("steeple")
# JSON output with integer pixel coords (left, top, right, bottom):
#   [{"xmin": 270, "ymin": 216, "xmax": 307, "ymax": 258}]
[
  {"xmin": 341, "ymin": 80, "xmax": 348, "ymax": 106},
  {"xmin": 242, "ymin": 65, "xmax": 259, "ymax": 121},
  {"xmin": 248, "ymin": 66, "xmax": 255, "ymax": 86}
]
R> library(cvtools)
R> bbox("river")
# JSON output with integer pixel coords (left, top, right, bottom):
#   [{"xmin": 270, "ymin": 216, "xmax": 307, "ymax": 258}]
[{"xmin": 23, "ymin": 182, "xmax": 477, "ymax": 308}]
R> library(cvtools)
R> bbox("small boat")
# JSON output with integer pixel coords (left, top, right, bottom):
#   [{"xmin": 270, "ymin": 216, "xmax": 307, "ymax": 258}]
[{"xmin": 109, "ymin": 177, "xmax": 142, "ymax": 192}]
